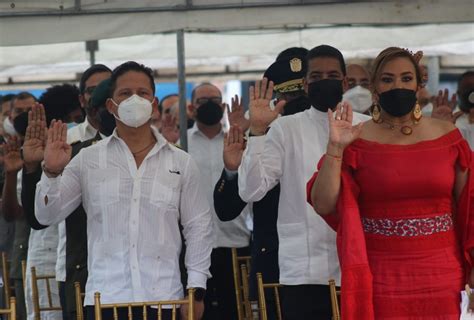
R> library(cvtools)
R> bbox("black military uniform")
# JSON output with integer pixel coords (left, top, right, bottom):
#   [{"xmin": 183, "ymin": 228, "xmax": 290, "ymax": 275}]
[{"xmin": 213, "ymin": 49, "xmax": 310, "ymax": 320}]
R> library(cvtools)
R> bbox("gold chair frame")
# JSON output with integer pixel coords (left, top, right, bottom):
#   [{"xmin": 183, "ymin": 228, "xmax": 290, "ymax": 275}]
[
  {"xmin": 30, "ymin": 266, "xmax": 62, "ymax": 320},
  {"xmin": 256, "ymin": 272, "xmax": 282, "ymax": 320},
  {"xmin": 93, "ymin": 288, "xmax": 195, "ymax": 320},
  {"xmin": 0, "ymin": 296, "xmax": 17, "ymax": 320},
  {"xmin": 231, "ymin": 248, "xmax": 252, "ymax": 320},
  {"xmin": 328, "ymin": 279, "xmax": 340, "ymax": 320},
  {"xmin": 1, "ymin": 252, "xmax": 12, "ymax": 308},
  {"xmin": 74, "ymin": 282, "xmax": 85, "ymax": 320}
]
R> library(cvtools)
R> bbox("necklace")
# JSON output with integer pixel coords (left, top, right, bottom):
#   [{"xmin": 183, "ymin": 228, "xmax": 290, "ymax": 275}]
[
  {"xmin": 132, "ymin": 140, "xmax": 156, "ymax": 157},
  {"xmin": 379, "ymin": 118, "xmax": 419, "ymax": 135}
]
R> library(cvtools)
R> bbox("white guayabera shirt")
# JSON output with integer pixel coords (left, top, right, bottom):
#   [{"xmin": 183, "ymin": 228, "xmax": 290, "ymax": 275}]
[
  {"xmin": 238, "ymin": 106, "xmax": 369, "ymax": 286},
  {"xmin": 35, "ymin": 127, "xmax": 213, "ymax": 305}
]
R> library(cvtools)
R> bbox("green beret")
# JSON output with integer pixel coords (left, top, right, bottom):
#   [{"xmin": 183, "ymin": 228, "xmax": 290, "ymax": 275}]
[{"xmin": 90, "ymin": 78, "xmax": 111, "ymax": 109}]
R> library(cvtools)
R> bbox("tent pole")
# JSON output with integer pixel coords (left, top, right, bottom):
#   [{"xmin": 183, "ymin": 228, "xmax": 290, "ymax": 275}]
[{"xmin": 177, "ymin": 29, "xmax": 188, "ymax": 151}]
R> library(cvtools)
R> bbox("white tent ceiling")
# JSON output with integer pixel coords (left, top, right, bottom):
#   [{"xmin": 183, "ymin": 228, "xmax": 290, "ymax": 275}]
[{"xmin": 0, "ymin": 0, "xmax": 473, "ymax": 85}]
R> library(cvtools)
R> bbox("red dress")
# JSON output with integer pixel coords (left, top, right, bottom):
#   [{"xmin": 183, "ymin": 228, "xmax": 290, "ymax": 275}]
[{"xmin": 307, "ymin": 129, "xmax": 474, "ymax": 320}]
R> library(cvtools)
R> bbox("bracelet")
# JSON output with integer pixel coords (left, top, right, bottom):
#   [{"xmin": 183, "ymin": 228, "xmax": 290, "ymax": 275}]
[
  {"xmin": 42, "ymin": 164, "xmax": 63, "ymax": 177},
  {"xmin": 325, "ymin": 153, "xmax": 342, "ymax": 161}
]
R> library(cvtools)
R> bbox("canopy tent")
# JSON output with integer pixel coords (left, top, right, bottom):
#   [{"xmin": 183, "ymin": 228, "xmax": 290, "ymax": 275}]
[{"xmin": 1, "ymin": 0, "xmax": 473, "ymax": 148}]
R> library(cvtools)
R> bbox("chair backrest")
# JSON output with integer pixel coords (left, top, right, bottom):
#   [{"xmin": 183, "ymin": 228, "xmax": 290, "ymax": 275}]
[
  {"xmin": 30, "ymin": 266, "xmax": 62, "ymax": 320},
  {"xmin": 231, "ymin": 248, "xmax": 252, "ymax": 320},
  {"xmin": 93, "ymin": 288, "xmax": 195, "ymax": 320},
  {"xmin": 74, "ymin": 282, "xmax": 85, "ymax": 320},
  {"xmin": 328, "ymin": 279, "xmax": 340, "ymax": 320},
  {"xmin": 21, "ymin": 260, "xmax": 27, "ymax": 291},
  {"xmin": 256, "ymin": 272, "xmax": 282, "ymax": 320},
  {"xmin": 0, "ymin": 296, "xmax": 17, "ymax": 320},
  {"xmin": 1, "ymin": 252, "xmax": 12, "ymax": 308}
]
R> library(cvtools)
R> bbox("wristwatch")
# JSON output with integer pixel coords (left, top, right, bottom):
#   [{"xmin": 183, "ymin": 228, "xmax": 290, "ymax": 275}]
[{"xmin": 194, "ymin": 287, "xmax": 206, "ymax": 302}]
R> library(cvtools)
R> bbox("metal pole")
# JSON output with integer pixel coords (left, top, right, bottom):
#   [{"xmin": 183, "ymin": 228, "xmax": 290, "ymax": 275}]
[
  {"xmin": 426, "ymin": 56, "xmax": 440, "ymax": 95},
  {"xmin": 89, "ymin": 50, "xmax": 95, "ymax": 66},
  {"xmin": 177, "ymin": 29, "xmax": 188, "ymax": 151}
]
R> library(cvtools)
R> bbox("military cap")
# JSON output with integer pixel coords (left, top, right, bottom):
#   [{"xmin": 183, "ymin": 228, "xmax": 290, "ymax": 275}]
[
  {"xmin": 90, "ymin": 78, "xmax": 111, "ymax": 110},
  {"xmin": 264, "ymin": 54, "xmax": 306, "ymax": 93}
]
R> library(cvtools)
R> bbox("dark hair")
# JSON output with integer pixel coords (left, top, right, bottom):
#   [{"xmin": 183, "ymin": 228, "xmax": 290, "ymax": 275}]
[
  {"xmin": 371, "ymin": 47, "xmax": 422, "ymax": 89},
  {"xmin": 0, "ymin": 94, "xmax": 15, "ymax": 105},
  {"xmin": 458, "ymin": 70, "xmax": 474, "ymax": 87},
  {"xmin": 304, "ymin": 45, "xmax": 346, "ymax": 76},
  {"xmin": 79, "ymin": 64, "xmax": 112, "ymax": 94},
  {"xmin": 276, "ymin": 47, "xmax": 308, "ymax": 61},
  {"xmin": 109, "ymin": 61, "xmax": 155, "ymax": 96},
  {"xmin": 39, "ymin": 84, "xmax": 81, "ymax": 125},
  {"xmin": 13, "ymin": 92, "xmax": 36, "ymax": 104},
  {"xmin": 191, "ymin": 82, "xmax": 220, "ymax": 103},
  {"xmin": 158, "ymin": 94, "xmax": 179, "ymax": 113}
]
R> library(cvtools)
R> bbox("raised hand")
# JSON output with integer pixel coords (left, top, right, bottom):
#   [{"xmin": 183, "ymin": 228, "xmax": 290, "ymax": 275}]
[
  {"xmin": 3, "ymin": 136, "xmax": 23, "ymax": 174},
  {"xmin": 23, "ymin": 103, "xmax": 47, "ymax": 172},
  {"xmin": 431, "ymin": 89, "xmax": 463, "ymax": 123},
  {"xmin": 223, "ymin": 125, "xmax": 245, "ymax": 171},
  {"xmin": 228, "ymin": 94, "xmax": 250, "ymax": 133},
  {"xmin": 43, "ymin": 120, "xmax": 72, "ymax": 176},
  {"xmin": 248, "ymin": 78, "xmax": 286, "ymax": 135},
  {"xmin": 327, "ymin": 102, "xmax": 363, "ymax": 156},
  {"xmin": 160, "ymin": 113, "xmax": 180, "ymax": 144}
]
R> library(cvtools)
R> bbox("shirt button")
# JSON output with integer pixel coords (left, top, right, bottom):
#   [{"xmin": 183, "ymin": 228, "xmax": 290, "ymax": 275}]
[
  {"xmin": 76, "ymin": 265, "xmax": 80, "ymax": 269},
  {"xmin": 133, "ymin": 198, "xmax": 138, "ymax": 202},
  {"xmin": 261, "ymin": 247, "xmax": 266, "ymax": 252}
]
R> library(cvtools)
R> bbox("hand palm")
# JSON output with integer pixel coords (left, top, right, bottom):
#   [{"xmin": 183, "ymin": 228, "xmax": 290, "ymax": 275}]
[
  {"xmin": 44, "ymin": 141, "xmax": 71, "ymax": 172},
  {"xmin": 223, "ymin": 143, "xmax": 244, "ymax": 171},
  {"xmin": 4, "ymin": 151, "xmax": 23, "ymax": 173},
  {"xmin": 22, "ymin": 138, "xmax": 44, "ymax": 164}
]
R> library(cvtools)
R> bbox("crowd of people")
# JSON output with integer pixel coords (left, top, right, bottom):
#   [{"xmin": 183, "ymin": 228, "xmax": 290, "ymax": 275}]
[{"xmin": 0, "ymin": 44, "xmax": 473, "ymax": 320}]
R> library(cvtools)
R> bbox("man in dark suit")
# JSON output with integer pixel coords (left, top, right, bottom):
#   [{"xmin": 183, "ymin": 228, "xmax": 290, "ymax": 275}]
[
  {"xmin": 213, "ymin": 48, "xmax": 310, "ymax": 319},
  {"xmin": 21, "ymin": 78, "xmax": 115, "ymax": 319}
]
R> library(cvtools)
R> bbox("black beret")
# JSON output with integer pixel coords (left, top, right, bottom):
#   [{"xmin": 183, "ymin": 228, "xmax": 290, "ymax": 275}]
[{"xmin": 90, "ymin": 78, "xmax": 111, "ymax": 109}]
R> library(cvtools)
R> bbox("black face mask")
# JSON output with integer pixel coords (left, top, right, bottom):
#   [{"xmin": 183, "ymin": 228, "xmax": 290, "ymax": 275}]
[
  {"xmin": 378, "ymin": 88, "xmax": 417, "ymax": 117},
  {"xmin": 459, "ymin": 89, "xmax": 474, "ymax": 111},
  {"xmin": 13, "ymin": 111, "xmax": 29, "ymax": 137},
  {"xmin": 282, "ymin": 95, "xmax": 311, "ymax": 116},
  {"xmin": 307, "ymin": 79, "xmax": 343, "ymax": 112},
  {"xmin": 97, "ymin": 107, "xmax": 116, "ymax": 136},
  {"xmin": 196, "ymin": 101, "xmax": 223, "ymax": 126},
  {"xmin": 187, "ymin": 118, "xmax": 195, "ymax": 129}
]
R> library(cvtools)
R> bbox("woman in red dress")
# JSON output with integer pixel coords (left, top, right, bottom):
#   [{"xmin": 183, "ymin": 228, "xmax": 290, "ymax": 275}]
[{"xmin": 307, "ymin": 47, "xmax": 474, "ymax": 319}]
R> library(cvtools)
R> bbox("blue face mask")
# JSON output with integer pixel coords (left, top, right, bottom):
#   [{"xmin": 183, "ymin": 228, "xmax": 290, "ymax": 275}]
[{"xmin": 67, "ymin": 122, "xmax": 78, "ymax": 130}]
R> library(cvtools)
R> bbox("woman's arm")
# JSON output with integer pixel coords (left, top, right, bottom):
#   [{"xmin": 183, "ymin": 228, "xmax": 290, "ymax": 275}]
[{"xmin": 310, "ymin": 102, "xmax": 363, "ymax": 216}]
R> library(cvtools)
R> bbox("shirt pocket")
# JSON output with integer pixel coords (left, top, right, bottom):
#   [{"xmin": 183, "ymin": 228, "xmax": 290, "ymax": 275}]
[
  {"xmin": 150, "ymin": 173, "xmax": 180, "ymax": 210},
  {"xmin": 278, "ymin": 222, "xmax": 307, "ymax": 278},
  {"xmin": 87, "ymin": 168, "xmax": 120, "ymax": 206}
]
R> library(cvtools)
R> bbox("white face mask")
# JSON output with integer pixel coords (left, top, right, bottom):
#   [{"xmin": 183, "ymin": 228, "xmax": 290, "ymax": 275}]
[
  {"xmin": 112, "ymin": 94, "xmax": 153, "ymax": 128},
  {"xmin": 343, "ymin": 85, "xmax": 373, "ymax": 113},
  {"xmin": 3, "ymin": 117, "xmax": 18, "ymax": 137}
]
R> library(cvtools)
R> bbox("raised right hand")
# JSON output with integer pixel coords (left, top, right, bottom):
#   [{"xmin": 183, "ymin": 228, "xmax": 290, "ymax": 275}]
[
  {"xmin": 248, "ymin": 78, "xmax": 286, "ymax": 135},
  {"xmin": 23, "ymin": 103, "xmax": 47, "ymax": 172},
  {"xmin": 223, "ymin": 125, "xmax": 245, "ymax": 171},
  {"xmin": 43, "ymin": 120, "xmax": 72, "ymax": 175},
  {"xmin": 3, "ymin": 136, "xmax": 23, "ymax": 174},
  {"xmin": 327, "ymin": 102, "xmax": 363, "ymax": 156}
]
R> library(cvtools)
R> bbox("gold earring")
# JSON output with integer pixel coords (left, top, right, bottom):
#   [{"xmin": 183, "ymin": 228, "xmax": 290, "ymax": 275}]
[
  {"xmin": 372, "ymin": 103, "xmax": 382, "ymax": 123},
  {"xmin": 413, "ymin": 102, "xmax": 422, "ymax": 123}
]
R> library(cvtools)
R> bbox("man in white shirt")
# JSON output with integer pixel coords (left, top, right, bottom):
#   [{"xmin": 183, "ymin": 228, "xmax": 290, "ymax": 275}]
[
  {"xmin": 34, "ymin": 61, "xmax": 212, "ymax": 320},
  {"xmin": 238, "ymin": 45, "xmax": 369, "ymax": 319},
  {"xmin": 187, "ymin": 83, "xmax": 251, "ymax": 320}
]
